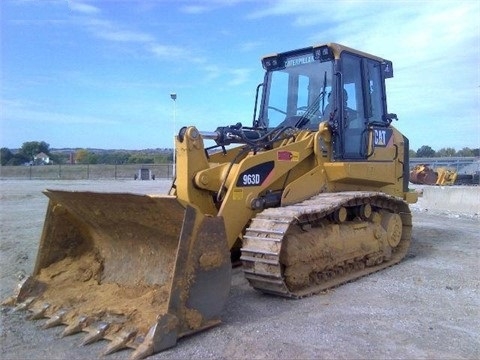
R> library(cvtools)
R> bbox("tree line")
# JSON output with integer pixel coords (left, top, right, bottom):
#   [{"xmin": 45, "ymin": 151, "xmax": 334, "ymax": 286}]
[
  {"xmin": 1, "ymin": 141, "xmax": 478, "ymax": 166},
  {"xmin": 411, "ymin": 145, "xmax": 479, "ymax": 158},
  {"xmin": 1, "ymin": 141, "xmax": 173, "ymax": 166}
]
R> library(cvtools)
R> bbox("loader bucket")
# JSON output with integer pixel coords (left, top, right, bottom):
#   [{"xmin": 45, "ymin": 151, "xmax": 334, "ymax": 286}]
[
  {"xmin": 11, "ymin": 190, "xmax": 231, "ymax": 359},
  {"xmin": 409, "ymin": 164, "xmax": 438, "ymax": 185}
]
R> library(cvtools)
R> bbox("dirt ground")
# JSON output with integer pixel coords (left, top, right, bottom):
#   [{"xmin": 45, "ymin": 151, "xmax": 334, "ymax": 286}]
[{"xmin": 0, "ymin": 179, "xmax": 479, "ymax": 359}]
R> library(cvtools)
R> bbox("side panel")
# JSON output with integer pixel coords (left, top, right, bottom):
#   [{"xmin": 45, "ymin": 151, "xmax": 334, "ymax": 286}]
[{"xmin": 324, "ymin": 126, "xmax": 407, "ymax": 198}]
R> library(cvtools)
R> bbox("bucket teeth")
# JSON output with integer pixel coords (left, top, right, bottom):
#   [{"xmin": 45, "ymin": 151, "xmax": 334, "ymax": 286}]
[
  {"xmin": 130, "ymin": 314, "xmax": 179, "ymax": 360},
  {"xmin": 61, "ymin": 315, "xmax": 91, "ymax": 337},
  {"xmin": 27, "ymin": 303, "xmax": 50, "ymax": 320},
  {"xmin": 130, "ymin": 324, "xmax": 156, "ymax": 360},
  {"xmin": 13, "ymin": 297, "xmax": 35, "ymax": 312},
  {"xmin": 1, "ymin": 295, "xmax": 16, "ymax": 307},
  {"xmin": 42, "ymin": 309, "xmax": 68, "ymax": 329},
  {"xmin": 81, "ymin": 322, "xmax": 110, "ymax": 346},
  {"xmin": 130, "ymin": 340, "xmax": 154, "ymax": 360},
  {"xmin": 103, "ymin": 328, "xmax": 138, "ymax": 355}
]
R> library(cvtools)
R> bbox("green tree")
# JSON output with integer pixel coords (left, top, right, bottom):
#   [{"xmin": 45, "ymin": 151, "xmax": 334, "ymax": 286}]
[
  {"xmin": 20, "ymin": 141, "xmax": 50, "ymax": 160},
  {"xmin": 127, "ymin": 154, "xmax": 154, "ymax": 164},
  {"xmin": 97, "ymin": 151, "xmax": 130, "ymax": 164},
  {"xmin": 416, "ymin": 145, "xmax": 436, "ymax": 157},
  {"xmin": 1, "ymin": 148, "xmax": 13, "ymax": 165},
  {"xmin": 408, "ymin": 149, "xmax": 416, "ymax": 158},
  {"xmin": 49, "ymin": 152, "xmax": 68, "ymax": 164},
  {"xmin": 436, "ymin": 147, "xmax": 456, "ymax": 157},
  {"xmin": 75, "ymin": 149, "xmax": 98, "ymax": 164},
  {"xmin": 153, "ymin": 154, "xmax": 170, "ymax": 164},
  {"xmin": 456, "ymin": 147, "xmax": 474, "ymax": 157},
  {"xmin": 7, "ymin": 153, "xmax": 30, "ymax": 165},
  {"xmin": 1, "ymin": 147, "xmax": 30, "ymax": 165}
]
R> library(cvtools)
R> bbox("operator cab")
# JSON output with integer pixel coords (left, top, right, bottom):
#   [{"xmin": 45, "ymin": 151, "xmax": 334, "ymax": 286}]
[{"xmin": 256, "ymin": 43, "xmax": 395, "ymax": 161}]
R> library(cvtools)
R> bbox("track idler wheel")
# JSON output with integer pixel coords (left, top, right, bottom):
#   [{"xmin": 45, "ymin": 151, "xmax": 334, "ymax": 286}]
[
  {"xmin": 381, "ymin": 212, "xmax": 403, "ymax": 248},
  {"xmin": 355, "ymin": 203, "xmax": 372, "ymax": 220},
  {"xmin": 330, "ymin": 206, "xmax": 347, "ymax": 223}
]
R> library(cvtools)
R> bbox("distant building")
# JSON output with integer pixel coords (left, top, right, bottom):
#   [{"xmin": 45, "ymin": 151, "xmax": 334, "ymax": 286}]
[{"xmin": 34, "ymin": 152, "xmax": 51, "ymax": 165}]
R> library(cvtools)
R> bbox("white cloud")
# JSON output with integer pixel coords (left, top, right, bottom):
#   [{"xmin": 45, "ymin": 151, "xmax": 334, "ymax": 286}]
[
  {"xmin": 203, "ymin": 65, "xmax": 223, "ymax": 82},
  {"xmin": 148, "ymin": 43, "xmax": 188, "ymax": 59},
  {"xmin": 228, "ymin": 68, "xmax": 252, "ymax": 86},
  {"xmin": 1, "ymin": 99, "xmax": 118, "ymax": 125},
  {"xmin": 81, "ymin": 18, "xmax": 155, "ymax": 43},
  {"xmin": 200, "ymin": 65, "xmax": 252, "ymax": 86},
  {"xmin": 238, "ymin": 41, "xmax": 263, "ymax": 52},
  {"xmin": 68, "ymin": 0, "xmax": 100, "ymax": 15},
  {"xmin": 70, "ymin": 7, "xmax": 191, "ymax": 60},
  {"xmin": 181, "ymin": 5, "xmax": 210, "ymax": 14},
  {"xmin": 180, "ymin": 0, "xmax": 252, "ymax": 14},
  {"xmin": 100, "ymin": 28, "xmax": 155, "ymax": 43}
]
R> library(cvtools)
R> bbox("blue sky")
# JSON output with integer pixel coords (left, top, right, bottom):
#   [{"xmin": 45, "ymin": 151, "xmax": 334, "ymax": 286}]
[{"xmin": 1, "ymin": 0, "xmax": 479, "ymax": 151}]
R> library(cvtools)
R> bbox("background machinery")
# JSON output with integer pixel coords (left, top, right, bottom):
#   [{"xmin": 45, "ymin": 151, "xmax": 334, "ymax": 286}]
[
  {"xmin": 409, "ymin": 164, "xmax": 458, "ymax": 185},
  {"xmin": 4, "ymin": 43, "xmax": 417, "ymax": 359}
]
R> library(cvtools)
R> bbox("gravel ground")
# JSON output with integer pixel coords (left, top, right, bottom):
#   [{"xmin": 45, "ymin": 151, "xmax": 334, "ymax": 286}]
[{"xmin": 0, "ymin": 180, "xmax": 479, "ymax": 360}]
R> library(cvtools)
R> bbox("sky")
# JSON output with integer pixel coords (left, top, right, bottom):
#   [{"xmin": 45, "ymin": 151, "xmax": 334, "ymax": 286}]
[{"xmin": 1, "ymin": 0, "xmax": 479, "ymax": 152}]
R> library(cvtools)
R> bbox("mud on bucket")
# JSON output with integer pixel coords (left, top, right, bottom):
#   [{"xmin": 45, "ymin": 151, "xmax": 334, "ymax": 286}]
[{"xmin": 12, "ymin": 190, "xmax": 232, "ymax": 358}]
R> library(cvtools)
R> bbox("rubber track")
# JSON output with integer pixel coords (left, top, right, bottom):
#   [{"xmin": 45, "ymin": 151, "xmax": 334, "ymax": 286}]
[{"xmin": 240, "ymin": 191, "xmax": 412, "ymax": 298}]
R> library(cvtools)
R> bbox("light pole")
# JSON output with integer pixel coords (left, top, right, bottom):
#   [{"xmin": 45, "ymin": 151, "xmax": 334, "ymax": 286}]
[{"xmin": 170, "ymin": 93, "xmax": 177, "ymax": 178}]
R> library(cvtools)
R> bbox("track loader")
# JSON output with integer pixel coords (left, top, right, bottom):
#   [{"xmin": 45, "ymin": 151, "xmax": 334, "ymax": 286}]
[
  {"xmin": 4, "ymin": 43, "xmax": 417, "ymax": 359},
  {"xmin": 409, "ymin": 164, "xmax": 458, "ymax": 185}
]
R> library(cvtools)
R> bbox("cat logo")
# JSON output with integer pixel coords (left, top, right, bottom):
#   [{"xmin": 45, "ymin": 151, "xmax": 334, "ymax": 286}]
[
  {"xmin": 374, "ymin": 129, "xmax": 386, "ymax": 146},
  {"xmin": 373, "ymin": 128, "xmax": 393, "ymax": 147}
]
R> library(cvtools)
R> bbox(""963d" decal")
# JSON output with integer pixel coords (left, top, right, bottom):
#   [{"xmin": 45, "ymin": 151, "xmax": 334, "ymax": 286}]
[{"xmin": 236, "ymin": 161, "xmax": 274, "ymax": 187}]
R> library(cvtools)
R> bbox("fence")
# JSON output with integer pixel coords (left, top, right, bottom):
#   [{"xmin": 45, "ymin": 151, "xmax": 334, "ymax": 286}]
[
  {"xmin": 2, "ymin": 157, "xmax": 478, "ymax": 181},
  {"xmin": 409, "ymin": 157, "xmax": 478, "ymax": 173},
  {"xmin": 0, "ymin": 164, "xmax": 173, "ymax": 180}
]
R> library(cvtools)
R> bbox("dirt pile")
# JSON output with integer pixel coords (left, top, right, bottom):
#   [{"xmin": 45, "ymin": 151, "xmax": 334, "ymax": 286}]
[{"xmin": 29, "ymin": 252, "xmax": 170, "ymax": 335}]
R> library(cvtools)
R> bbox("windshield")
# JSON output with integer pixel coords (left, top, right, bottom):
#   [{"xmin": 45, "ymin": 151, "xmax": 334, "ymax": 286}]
[{"xmin": 261, "ymin": 55, "xmax": 334, "ymax": 129}]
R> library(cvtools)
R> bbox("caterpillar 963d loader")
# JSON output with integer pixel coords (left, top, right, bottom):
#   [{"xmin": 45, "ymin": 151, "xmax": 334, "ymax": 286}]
[{"xmin": 4, "ymin": 43, "xmax": 417, "ymax": 359}]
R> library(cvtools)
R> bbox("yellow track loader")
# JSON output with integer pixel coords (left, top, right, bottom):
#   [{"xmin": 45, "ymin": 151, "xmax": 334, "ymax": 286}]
[
  {"xmin": 4, "ymin": 43, "xmax": 417, "ymax": 359},
  {"xmin": 410, "ymin": 164, "xmax": 457, "ymax": 185}
]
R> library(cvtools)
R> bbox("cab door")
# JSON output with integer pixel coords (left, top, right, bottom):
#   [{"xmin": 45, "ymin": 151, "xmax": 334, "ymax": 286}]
[
  {"xmin": 340, "ymin": 52, "xmax": 368, "ymax": 159},
  {"xmin": 333, "ymin": 52, "xmax": 389, "ymax": 161}
]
